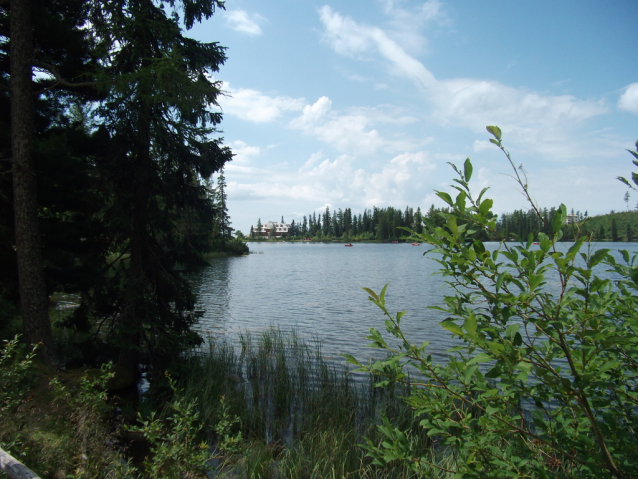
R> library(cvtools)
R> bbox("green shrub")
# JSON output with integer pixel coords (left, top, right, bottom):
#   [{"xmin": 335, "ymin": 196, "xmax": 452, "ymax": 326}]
[
  {"xmin": 127, "ymin": 374, "xmax": 211, "ymax": 479},
  {"xmin": 0, "ymin": 336, "xmax": 36, "ymax": 417},
  {"xmin": 347, "ymin": 127, "xmax": 638, "ymax": 478}
]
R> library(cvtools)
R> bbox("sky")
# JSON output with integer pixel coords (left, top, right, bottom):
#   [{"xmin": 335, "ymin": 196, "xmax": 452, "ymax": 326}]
[{"xmin": 187, "ymin": 0, "xmax": 638, "ymax": 235}]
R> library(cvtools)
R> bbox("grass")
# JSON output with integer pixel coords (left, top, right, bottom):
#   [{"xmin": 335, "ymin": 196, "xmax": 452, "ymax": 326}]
[
  {"xmin": 182, "ymin": 327, "xmax": 448, "ymax": 478},
  {"xmin": 0, "ymin": 323, "xmax": 455, "ymax": 478}
]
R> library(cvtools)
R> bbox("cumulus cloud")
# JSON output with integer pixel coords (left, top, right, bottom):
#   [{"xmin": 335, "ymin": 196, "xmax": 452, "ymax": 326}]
[
  {"xmin": 289, "ymin": 96, "xmax": 420, "ymax": 154},
  {"xmin": 230, "ymin": 140, "xmax": 261, "ymax": 164},
  {"xmin": 618, "ymin": 83, "xmax": 638, "ymax": 114},
  {"xmin": 224, "ymin": 10, "xmax": 265, "ymax": 36},
  {"xmin": 290, "ymin": 96, "xmax": 333, "ymax": 129},
  {"xmin": 225, "ymin": 146, "xmax": 436, "ymax": 213},
  {"xmin": 220, "ymin": 83, "xmax": 305, "ymax": 122}
]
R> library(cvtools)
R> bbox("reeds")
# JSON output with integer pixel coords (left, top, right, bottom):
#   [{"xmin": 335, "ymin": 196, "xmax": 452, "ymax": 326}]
[{"xmin": 183, "ymin": 326, "xmax": 454, "ymax": 478}]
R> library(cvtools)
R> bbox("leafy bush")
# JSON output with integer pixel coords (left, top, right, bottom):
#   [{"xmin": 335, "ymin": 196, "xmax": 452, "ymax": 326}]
[
  {"xmin": 0, "ymin": 336, "xmax": 36, "ymax": 417},
  {"xmin": 348, "ymin": 127, "xmax": 638, "ymax": 478},
  {"xmin": 127, "ymin": 374, "xmax": 212, "ymax": 479}
]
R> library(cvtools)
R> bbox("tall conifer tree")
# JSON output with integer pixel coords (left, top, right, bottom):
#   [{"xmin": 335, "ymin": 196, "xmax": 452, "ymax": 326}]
[
  {"xmin": 82, "ymin": 0, "xmax": 232, "ymax": 382},
  {"xmin": 216, "ymin": 167, "xmax": 231, "ymax": 238}
]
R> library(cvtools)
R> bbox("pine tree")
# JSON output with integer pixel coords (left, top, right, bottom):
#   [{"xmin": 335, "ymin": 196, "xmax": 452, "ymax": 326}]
[{"xmin": 611, "ymin": 218, "xmax": 618, "ymax": 242}]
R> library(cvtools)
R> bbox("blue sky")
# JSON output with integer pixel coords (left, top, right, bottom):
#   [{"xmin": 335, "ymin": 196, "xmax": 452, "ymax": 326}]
[{"xmin": 188, "ymin": 0, "xmax": 638, "ymax": 234}]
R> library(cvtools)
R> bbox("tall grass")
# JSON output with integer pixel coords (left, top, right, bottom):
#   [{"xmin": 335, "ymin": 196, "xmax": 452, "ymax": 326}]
[{"xmin": 183, "ymin": 327, "xmax": 453, "ymax": 478}]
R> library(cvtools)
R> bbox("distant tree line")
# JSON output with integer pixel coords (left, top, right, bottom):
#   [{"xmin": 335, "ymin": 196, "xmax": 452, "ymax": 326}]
[
  {"xmin": 252, "ymin": 205, "xmax": 638, "ymax": 242},
  {"xmin": 253, "ymin": 205, "xmax": 432, "ymax": 241}
]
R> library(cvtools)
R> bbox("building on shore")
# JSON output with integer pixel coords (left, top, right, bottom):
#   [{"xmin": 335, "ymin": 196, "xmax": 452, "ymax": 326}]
[
  {"xmin": 252, "ymin": 221, "xmax": 291, "ymax": 237},
  {"xmin": 565, "ymin": 214, "xmax": 579, "ymax": 225}
]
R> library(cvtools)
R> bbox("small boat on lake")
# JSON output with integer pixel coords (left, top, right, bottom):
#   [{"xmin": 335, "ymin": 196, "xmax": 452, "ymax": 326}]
[
  {"xmin": 345, "ymin": 243, "xmax": 353, "ymax": 247},
  {"xmin": 412, "ymin": 243, "xmax": 420, "ymax": 246}
]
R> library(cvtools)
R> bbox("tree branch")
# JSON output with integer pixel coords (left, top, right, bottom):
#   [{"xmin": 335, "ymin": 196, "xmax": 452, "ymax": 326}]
[{"xmin": 32, "ymin": 60, "xmax": 97, "ymax": 94}]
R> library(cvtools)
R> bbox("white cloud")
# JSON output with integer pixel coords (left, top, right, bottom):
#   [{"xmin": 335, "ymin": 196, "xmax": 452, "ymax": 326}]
[
  {"xmin": 365, "ymin": 151, "xmax": 436, "ymax": 206},
  {"xmin": 289, "ymin": 97, "xmax": 384, "ymax": 154},
  {"xmin": 319, "ymin": 6, "xmax": 438, "ymax": 89},
  {"xmin": 319, "ymin": 6, "xmax": 609, "ymax": 158},
  {"xmin": 220, "ymin": 83, "xmax": 305, "ymax": 122},
  {"xmin": 290, "ymin": 96, "xmax": 333, "ymax": 129},
  {"xmin": 301, "ymin": 151, "xmax": 324, "ymax": 170},
  {"xmin": 435, "ymin": 79, "xmax": 607, "ymax": 130},
  {"xmin": 619, "ymin": 83, "xmax": 638, "ymax": 114},
  {"xmin": 230, "ymin": 140, "xmax": 261, "ymax": 164},
  {"xmin": 225, "ymin": 147, "xmax": 436, "ymax": 213},
  {"xmin": 224, "ymin": 10, "xmax": 265, "ymax": 36},
  {"xmin": 381, "ymin": 0, "xmax": 446, "ymax": 54},
  {"xmin": 473, "ymin": 140, "xmax": 495, "ymax": 152},
  {"xmin": 289, "ymin": 96, "xmax": 420, "ymax": 154}
]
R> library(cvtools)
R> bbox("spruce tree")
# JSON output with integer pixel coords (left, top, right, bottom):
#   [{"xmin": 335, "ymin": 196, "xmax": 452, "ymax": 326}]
[
  {"xmin": 82, "ymin": 0, "xmax": 233, "ymax": 383},
  {"xmin": 216, "ymin": 168, "xmax": 232, "ymax": 238},
  {"xmin": 2, "ymin": 0, "xmax": 102, "ymax": 363}
]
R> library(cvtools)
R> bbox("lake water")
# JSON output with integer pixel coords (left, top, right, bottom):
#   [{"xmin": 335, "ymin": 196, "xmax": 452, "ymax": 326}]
[{"xmin": 193, "ymin": 241, "xmax": 638, "ymax": 367}]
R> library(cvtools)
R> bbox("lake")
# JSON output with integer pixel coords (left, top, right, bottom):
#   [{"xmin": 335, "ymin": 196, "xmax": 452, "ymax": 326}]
[{"xmin": 193, "ymin": 241, "xmax": 638, "ymax": 367}]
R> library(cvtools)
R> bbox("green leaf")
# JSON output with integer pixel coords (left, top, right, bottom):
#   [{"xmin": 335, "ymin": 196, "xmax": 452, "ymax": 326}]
[
  {"xmin": 486, "ymin": 125, "xmax": 502, "ymax": 141},
  {"xmin": 486, "ymin": 364, "xmax": 502, "ymax": 379},
  {"xmin": 379, "ymin": 283, "xmax": 389, "ymax": 304},
  {"xmin": 495, "ymin": 272, "xmax": 507, "ymax": 292},
  {"xmin": 437, "ymin": 191, "xmax": 454, "ymax": 206},
  {"xmin": 479, "ymin": 198, "xmax": 493, "ymax": 216},
  {"xmin": 441, "ymin": 320, "xmax": 464, "ymax": 336},
  {"xmin": 505, "ymin": 324, "xmax": 520, "ymax": 341},
  {"xmin": 589, "ymin": 249, "xmax": 610, "ymax": 268},
  {"xmin": 362, "ymin": 287, "xmax": 379, "ymax": 302},
  {"xmin": 464, "ymin": 158, "xmax": 473, "ymax": 182},
  {"xmin": 566, "ymin": 238, "xmax": 585, "ymax": 260},
  {"xmin": 551, "ymin": 204, "xmax": 566, "ymax": 235},
  {"xmin": 464, "ymin": 313, "xmax": 477, "ymax": 337},
  {"xmin": 468, "ymin": 352, "xmax": 493, "ymax": 365},
  {"xmin": 618, "ymin": 176, "xmax": 632, "ymax": 187},
  {"xmin": 341, "ymin": 354, "xmax": 363, "ymax": 367},
  {"xmin": 456, "ymin": 190, "xmax": 467, "ymax": 211}
]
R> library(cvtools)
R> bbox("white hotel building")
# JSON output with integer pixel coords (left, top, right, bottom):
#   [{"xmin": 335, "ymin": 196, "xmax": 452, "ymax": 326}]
[{"xmin": 252, "ymin": 221, "xmax": 291, "ymax": 237}]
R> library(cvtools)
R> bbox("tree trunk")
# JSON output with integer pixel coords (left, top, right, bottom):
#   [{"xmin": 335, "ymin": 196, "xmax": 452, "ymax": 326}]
[
  {"xmin": 10, "ymin": 0, "xmax": 55, "ymax": 364},
  {"xmin": 116, "ymin": 97, "xmax": 152, "ymax": 382}
]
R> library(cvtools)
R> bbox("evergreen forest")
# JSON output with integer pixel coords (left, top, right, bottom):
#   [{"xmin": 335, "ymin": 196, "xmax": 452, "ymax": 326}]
[{"xmin": 251, "ymin": 205, "xmax": 638, "ymax": 242}]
